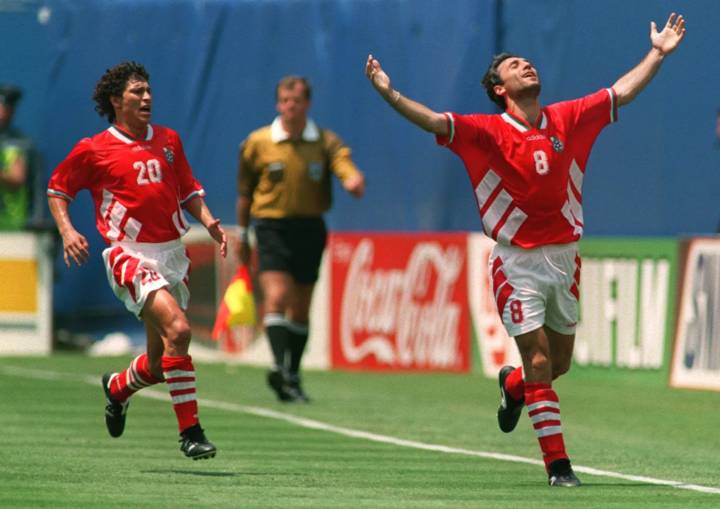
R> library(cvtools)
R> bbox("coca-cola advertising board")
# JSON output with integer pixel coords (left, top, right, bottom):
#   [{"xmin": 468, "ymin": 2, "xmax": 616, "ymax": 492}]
[
  {"xmin": 467, "ymin": 234, "xmax": 521, "ymax": 377},
  {"xmin": 329, "ymin": 233, "xmax": 470, "ymax": 372}
]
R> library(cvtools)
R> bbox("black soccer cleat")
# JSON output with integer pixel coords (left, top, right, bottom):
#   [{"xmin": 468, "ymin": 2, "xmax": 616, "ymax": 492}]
[
  {"xmin": 548, "ymin": 459, "xmax": 582, "ymax": 487},
  {"xmin": 286, "ymin": 375, "xmax": 311, "ymax": 403},
  {"xmin": 102, "ymin": 372, "xmax": 129, "ymax": 438},
  {"xmin": 497, "ymin": 365, "xmax": 524, "ymax": 433},
  {"xmin": 179, "ymin": 424, "xmax": 217, "ymax": 460},
  {"xmin": 266, "ymin": 369, "xmax": 295, "ymax": 402}
]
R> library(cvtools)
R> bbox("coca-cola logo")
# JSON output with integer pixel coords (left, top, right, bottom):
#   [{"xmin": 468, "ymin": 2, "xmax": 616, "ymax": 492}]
[{"xmin": 339, "ymin": 239, "xmax": 465, "ymax": 369}]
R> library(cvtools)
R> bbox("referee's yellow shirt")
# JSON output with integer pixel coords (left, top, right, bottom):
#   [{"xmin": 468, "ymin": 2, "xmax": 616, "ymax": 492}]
[{"xmin": 238, "ymin": 117, "xmax": 363, "ymax": 218}]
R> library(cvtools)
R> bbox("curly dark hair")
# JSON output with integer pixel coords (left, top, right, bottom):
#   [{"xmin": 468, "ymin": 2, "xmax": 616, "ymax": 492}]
[
  {"xmin": 480, "ymin": 53, "xmax": 517, "ymax": 110},
  {"xmin": 93, "ymin": 61, "xmax": 149, "ymax": 123}
]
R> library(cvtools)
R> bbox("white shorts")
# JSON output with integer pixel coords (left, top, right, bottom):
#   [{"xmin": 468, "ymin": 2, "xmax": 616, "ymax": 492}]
[
  {"xmin": 488, "ymin": 242, "xmax": 581, "ymax": 337},
  {"xmin": 102, "ymin": 239, "xmax": 191, "ymax": 318}
]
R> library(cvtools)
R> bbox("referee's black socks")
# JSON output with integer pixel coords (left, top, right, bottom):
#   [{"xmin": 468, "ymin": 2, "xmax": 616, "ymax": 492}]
[
  {"xmin": 264, "ymin": 313, "xmax": 290, "ymax": 371},
  {"xmin": 287, "ymin": 320, "xmax": 310, "ymax": 377}
]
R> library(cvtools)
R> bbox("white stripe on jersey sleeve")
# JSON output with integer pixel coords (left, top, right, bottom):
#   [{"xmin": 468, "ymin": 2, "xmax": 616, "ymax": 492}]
[
  {"xmin": 442, "ymin": 113, "xmax": 456, "ymax": 145},
  {"xmin": 180, "ymin": 189, "xmax": 206, "ymax": 204},
  {"xmin": 606, "ymin": 88, "xmax": 617, "ymax": 123},
  {"xmin": 47, "ymin": 188, "xmax": 73, "ymax": 201}
]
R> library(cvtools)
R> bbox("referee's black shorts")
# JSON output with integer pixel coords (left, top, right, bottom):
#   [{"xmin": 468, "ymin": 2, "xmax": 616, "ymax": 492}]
[{"xmin": 254, "ymin": 217, "xmax": 327, "ymax": 284}]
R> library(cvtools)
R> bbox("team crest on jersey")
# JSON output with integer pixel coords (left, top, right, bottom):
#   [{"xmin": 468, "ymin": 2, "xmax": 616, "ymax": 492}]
[
  {"xmin": 163, "ymin": 147, "xmax": 174, "ymax": 164},
  {"xmin": 308, "ymin": 161, "xmax": 324, "ymax": 181},
  {"xmin": 550, "ymin": 136, "xmax": 564, "ymax": 153}
]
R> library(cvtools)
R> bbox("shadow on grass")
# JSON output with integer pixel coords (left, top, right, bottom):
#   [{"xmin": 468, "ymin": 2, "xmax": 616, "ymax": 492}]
[
  {"xmin": 142, "ymin": 469, "xmax": 310, "ymax": 478},
  {"xmin": 509, "ymin": 482, "xmax": 664, "ymax": 489},
  {"xmin": 142, "ymin": 469, "xmax": 240, "ymax": 477}
]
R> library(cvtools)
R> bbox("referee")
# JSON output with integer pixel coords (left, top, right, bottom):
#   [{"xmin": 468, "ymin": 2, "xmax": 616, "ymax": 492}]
[{"xmin": 237, "ymin": 76, "xmax": 365, "ymax": 402}]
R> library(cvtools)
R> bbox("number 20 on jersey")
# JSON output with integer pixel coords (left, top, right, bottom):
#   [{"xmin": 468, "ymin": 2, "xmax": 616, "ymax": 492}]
[{"xmin": 134, "ymin": 158, "xmax": 163, "ymax": 185}]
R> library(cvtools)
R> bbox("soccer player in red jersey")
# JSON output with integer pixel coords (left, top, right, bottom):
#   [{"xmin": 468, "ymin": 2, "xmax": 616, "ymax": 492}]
[
  {"xmin": 47, "ymin": 62, "xmax": 227, "ymax": 460},
  {"xmin": 366, "ymin": 13, "xmax": 686, "ymax": 486}
]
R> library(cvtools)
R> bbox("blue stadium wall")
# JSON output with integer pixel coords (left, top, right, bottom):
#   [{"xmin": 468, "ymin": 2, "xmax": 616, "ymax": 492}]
[{"xmin": 2, "ymin": 0, "xmax": 718, "ymax": 317}]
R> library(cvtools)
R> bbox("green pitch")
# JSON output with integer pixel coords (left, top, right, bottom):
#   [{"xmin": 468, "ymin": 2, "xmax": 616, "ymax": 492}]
[{"xmin": 1, "ymin": 355, "xmax": 718, "ymax": 508}]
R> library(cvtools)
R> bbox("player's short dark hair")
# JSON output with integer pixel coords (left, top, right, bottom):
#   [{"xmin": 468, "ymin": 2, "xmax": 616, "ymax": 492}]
[
  {"xmin": 275, "ymin": 76, "xmax": 312, "ymax": 101},
  {"xmin": 93, "ymin": 61, "xmax": 150, "ymax": 123},
  {"xmin": 481, "ymin": 53, "xmax": 518, "ymax": 110}
]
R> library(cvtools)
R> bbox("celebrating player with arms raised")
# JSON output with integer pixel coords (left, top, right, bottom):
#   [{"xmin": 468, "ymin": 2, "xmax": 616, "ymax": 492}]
[
  {"xmin": 366, "ymin": 13, "xmax": 685, "ymax": 486},
  {"xmin": 48, "ymin": 61, "xmax": 227, "ymax": 460}
]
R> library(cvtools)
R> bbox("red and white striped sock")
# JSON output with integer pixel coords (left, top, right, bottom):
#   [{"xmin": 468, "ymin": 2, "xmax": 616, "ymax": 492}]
[
  {"xmin": 525, "ymin": 382, "xmax": 568, "ymax": 471},
  {"xmin": 162, "ymin": 355, "xmax": 199, "ymax": 433},
  {"xmin": 505, "ymin": 366, "xmax": 525, "ymax": 402},
  {"xmin": 108, "ymin": 353, "xmax": 163, "ymax": 402}
]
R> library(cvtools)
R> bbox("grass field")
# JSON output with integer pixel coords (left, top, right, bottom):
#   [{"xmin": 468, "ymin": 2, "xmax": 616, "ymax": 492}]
[{"xmin": 1, "ymin": 354, "xmax": 719, "ymax": 508}]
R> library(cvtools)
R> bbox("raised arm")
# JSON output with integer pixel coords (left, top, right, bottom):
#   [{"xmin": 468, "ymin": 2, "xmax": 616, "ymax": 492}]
[
  {"xmin": 365, "ymin": 55, "xmax": 448, "ymax": 136},
  {"xmin": 613, "ymin": 13, "xmax": 686, "ymax": 107}
]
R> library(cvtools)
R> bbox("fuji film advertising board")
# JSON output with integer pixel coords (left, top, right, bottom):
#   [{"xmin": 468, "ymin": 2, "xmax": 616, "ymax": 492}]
[{"xmin": 329, "ymin": 233, "xmax": 470, "ymax": 372}]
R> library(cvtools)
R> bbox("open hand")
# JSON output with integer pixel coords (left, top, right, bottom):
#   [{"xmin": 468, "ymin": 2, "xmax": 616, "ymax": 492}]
[
  {"xmin": 366, "ymin": 54, "xmax": 393, "ymax": 97},
  {"xmin": 651, "ymin": 13, "xmax": 686, "ymax": 56},
  {"xmin": 206, "ymin": 218, "xmax": 227, "ymax": 258},
  {"xmin": 61, "ymin": 229, "xmax": 89, "ymax": 267}
]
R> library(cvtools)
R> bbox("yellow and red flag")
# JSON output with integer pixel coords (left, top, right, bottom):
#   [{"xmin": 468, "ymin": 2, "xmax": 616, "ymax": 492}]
[{"xmin": 212, "ymin": 265, "xmax": 256, "ymax": 345}]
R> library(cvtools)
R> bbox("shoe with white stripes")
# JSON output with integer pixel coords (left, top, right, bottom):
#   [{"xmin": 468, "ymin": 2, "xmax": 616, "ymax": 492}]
[
  {"xmin": 548, "ymin": 459, "xmax": 581, "ymax": 487},
  {"xmin": 102, "ymin": 372, "xmax": 129, "ymax": 438},
  {"xmin": 497, "ymin": 365, "xmax": 523, "ymax": 433},
  {"xmin": 179, "ymin": 424, "xmax": 217, "ymax": 460}
]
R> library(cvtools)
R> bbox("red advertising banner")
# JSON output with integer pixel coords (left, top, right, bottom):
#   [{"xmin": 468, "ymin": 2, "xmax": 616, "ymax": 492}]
[{"xmin": 329, "ymin": 233, "xmax": 470, "ymax": 372}]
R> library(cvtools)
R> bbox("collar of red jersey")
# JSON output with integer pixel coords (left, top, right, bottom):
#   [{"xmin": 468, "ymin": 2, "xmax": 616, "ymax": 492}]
[
  {"xmin": 108, "ymin": 124, "xmax": 154, "ymax": 143},
  {"xmin": 270, "ymin": 116, "xmax": 320, "ymax": 143},
  {"xmin": 501, "ymin": 111, "xmax": 547, "ymax": 132}
]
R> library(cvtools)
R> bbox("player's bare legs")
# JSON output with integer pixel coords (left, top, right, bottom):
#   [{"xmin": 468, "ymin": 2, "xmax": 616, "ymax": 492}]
[
  {"xmin": 141, "ymin": 288, "xmax": 216, "ymax": 459},
  {"xmin": 515, "ymin": 327, "xmax": 580, "ymax": 486},
  {"xmin": 144, "ymin": 320, "xmax": 165, "ymax": 380},
  {"xmin": 143, "ymin": 288, "xmax": 192, "ymax": 358},
  {"xmin": 545, "ymin": 326, "xmax": 574, "ymax": 381},
  {"xmin": 100, "ymin": 294, "xmax": 173, "ymax": 440},
  {"xmin": 515, "ymin": 328, "xmax": 552, "ymax": 383}
]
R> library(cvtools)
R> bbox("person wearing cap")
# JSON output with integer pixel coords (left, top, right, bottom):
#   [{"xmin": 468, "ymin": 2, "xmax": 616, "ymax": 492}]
[{"xmin": 0, "ymin": 84, "xmax": 32, "ymax": 230}]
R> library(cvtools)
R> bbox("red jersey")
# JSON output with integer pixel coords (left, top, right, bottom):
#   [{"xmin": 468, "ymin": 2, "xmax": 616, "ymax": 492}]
[
  {"xmin": 437, "ymin": 88, "xmax": 617, "ymax": 248},
  {"xmin": 48, "ymin": 125, "xmax": 205, "ymax": 244}
]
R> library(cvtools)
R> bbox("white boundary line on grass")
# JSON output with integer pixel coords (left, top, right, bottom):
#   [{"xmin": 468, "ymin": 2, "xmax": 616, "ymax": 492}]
[{"xmin": 3, "ymin": 364, "xmax": 719, "ymax": 495}]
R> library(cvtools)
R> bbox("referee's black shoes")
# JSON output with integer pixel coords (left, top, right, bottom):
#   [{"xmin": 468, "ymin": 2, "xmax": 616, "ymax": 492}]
[{"xmin": 267, "ymin": 369, "xmax": 295, "ymax": 402}]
